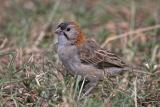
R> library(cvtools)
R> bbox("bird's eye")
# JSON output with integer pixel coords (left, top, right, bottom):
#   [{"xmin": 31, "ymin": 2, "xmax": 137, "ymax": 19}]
[{"xmin": 66, "ymin": 28, "xmax": 71, "ymax": 31}]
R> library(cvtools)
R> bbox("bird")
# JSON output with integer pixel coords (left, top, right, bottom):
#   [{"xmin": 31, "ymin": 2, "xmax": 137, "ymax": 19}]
[{"xmin": 55, "ymin": 21, "xmax": 135, "ymax": 96}]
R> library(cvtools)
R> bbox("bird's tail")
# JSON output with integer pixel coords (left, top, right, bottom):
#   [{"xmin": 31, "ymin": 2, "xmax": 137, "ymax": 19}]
[{"xmin": 104, "ymin": 65, "xmax": 148, "ymax": 76}]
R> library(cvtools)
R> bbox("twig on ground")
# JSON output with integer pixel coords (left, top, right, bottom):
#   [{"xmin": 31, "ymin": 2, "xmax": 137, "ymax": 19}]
[
  {"xmin": 0, "ymin": 38, "xmax": 8, "ymax": 49},
  {"xmin": 101, "ymin": 24, "xmax": 160, "ymax": 48}
]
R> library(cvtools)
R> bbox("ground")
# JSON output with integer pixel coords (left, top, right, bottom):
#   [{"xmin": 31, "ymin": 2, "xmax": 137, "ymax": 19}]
[{"xmin": 0, "ymin": 0, "xmax": 160, "ymax": 107}]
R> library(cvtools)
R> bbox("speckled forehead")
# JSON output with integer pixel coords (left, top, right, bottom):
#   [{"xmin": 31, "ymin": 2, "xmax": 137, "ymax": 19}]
[
  {"xmin": 57, "ymin": 22, "xmax": 78, "ymax": 30},
  {"xmin": 57, "ymin": 22, "xmax": 69, "ymax": 30}
]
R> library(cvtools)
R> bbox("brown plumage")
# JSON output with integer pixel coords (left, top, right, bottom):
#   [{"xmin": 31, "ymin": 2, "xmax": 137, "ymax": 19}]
[{"xmin": 79, "ymin": 39, "xmax": 128, "ymax": 68}]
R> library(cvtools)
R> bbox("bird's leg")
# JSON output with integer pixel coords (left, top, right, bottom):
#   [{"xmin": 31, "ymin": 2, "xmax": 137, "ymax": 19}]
[{"xmin": 82, "ymin": 80, "xmax": 98, "ymax": 97}]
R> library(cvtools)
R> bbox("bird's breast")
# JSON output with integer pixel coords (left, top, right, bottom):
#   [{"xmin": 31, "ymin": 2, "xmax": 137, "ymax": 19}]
[
  {"xmin": 57, "ymin": 44, "xmax": 82, "ymax": 74},
  {"xmin": 58, "ymin": 45, "xmax": 76, "ymax": 60}
]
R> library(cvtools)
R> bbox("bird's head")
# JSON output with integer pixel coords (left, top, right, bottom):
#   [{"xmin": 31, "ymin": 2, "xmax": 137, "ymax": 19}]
[{"xmin": 55, "ymin": 21, "xmax": 85, "ymax": 47}]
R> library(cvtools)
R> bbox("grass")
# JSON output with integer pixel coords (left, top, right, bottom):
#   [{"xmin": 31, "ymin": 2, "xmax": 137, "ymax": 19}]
[{"xmin": 0, "ymin": 0, "xmax": 160, "ymax": 106}]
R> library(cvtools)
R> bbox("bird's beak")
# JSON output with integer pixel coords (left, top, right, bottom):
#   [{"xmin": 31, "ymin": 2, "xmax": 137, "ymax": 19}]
[{"xmin": 55, "ymin": 27, "xmax": 62, "ymax": 34}]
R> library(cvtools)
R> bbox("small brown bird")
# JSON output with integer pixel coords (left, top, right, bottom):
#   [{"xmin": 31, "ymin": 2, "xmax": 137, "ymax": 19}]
[{"xmin": 55, "ymin": 21, "xmax": 135, "ymax": 96}]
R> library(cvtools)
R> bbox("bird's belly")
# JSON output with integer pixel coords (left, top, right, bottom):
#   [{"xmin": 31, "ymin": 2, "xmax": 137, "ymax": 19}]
[
  {"xmin": 65, "ymin": 62, "xmax": 104, "ymax": 81},
  {"xmin": 61, "ymin": 58, "xmax": 80, "ymax": 75}
]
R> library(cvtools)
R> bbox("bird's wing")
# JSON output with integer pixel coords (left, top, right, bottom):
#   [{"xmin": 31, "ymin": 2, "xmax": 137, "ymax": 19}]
[{"xmin": 79, "ymin": 39, "xmax": 128, "ymax": 68}]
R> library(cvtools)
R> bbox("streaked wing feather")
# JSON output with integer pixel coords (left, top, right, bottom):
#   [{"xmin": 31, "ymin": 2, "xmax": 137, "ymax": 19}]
[{"xmin": 79, "ymin": 39, "xmax": 128, "ymax": 68}]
